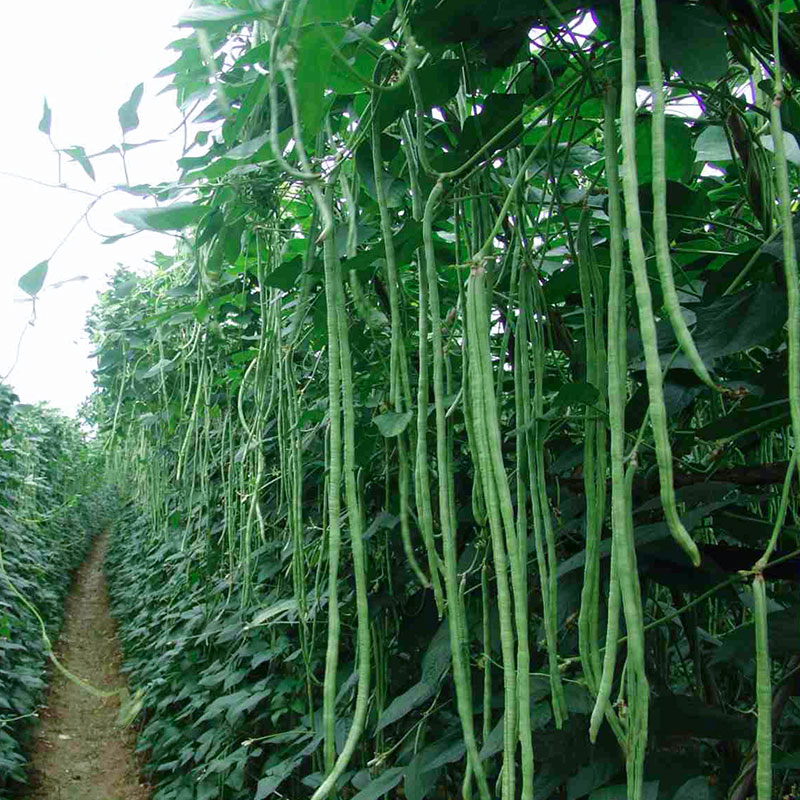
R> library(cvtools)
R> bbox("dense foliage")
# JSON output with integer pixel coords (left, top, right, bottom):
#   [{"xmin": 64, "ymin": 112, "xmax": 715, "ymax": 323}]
[
  {"xmin": 74, "ymin": 0, "xmax": 800, "ymax": 798},
  {"xmin": 0, "ymin": 384, "xmax": 101, "ymax": 795}
]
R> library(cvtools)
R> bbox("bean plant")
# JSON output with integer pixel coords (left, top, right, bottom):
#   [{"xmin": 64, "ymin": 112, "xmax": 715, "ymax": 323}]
[
  {"xmin": 0, "ymin": 384, "xmax": 103, "ymax": 796},
  {"xmin": 70, "ymin": 1, "xmax": 800, "ymax": 798}
]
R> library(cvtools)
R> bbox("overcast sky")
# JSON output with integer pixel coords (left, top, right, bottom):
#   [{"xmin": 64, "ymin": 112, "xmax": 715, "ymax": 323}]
[{"xmin": 0, "ymin": 0, "xmax": 193, "ymax": 415}]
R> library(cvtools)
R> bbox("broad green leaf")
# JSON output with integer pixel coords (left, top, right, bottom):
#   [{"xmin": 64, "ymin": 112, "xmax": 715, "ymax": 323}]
[
  {"xmin": 115, "ymin": 203, "xmax": 205, "ymax": 231},
  {"xmin": 552, "ymin": 382, "xmax": 600, "ymax": 408},
  {"xmin": 351, "ymin": 768, "xmax": 404, "ymax": 800},
  {"xmin": 18, "ymin": 261, "xmax": 49, "ymax": 297},
  {"xmin": 650, "ymin": 694, "xmax": 754, "ymax": 740},
  {"xmin": 374, "ymin": 61, "xmax": 462, "ymax": 130},
  {"xmin": 420, "ymin": 621, "xmax": 451, "ymax": 684},
  {"xmin": 356, "ymin": 145, "xmax": 407, "ymax": 208},
  {"xmin": 376, "ymin": 621, "xmax": 449, "ymax": 731},
  {"xmin": 773, "ymin": 752, "xmax": 800, "ymax": 768},
  {"xmin": 373, "ymin": 410, "xmax": 413, "ymax": 437},
  {"xmin": 635, "ymin": 115, "xmax": 693, "ymax": 185},
  {"xmin": 118, "ymin": 83, "xmax": 144, "ymax": 135},
  {"xmin": 139, "ymin": 359, "xmax": 171, "ymax": 379},
  {"xmin": 693, "ymin": 284, "xmax": 788, "ymax": 363},
  {"xmin": 589, "ymin": 782, "xmax": 659, "ymax": 800},
  {"xmin": 760, "ymin": 132, "xmax": 800, "ymax": 166},
  {"xmin": 697, "ymin": 398, "xmax": 789, "ymax": 442},
  {"xmin": 38, "ymin": 98, "xmax": 51, "ymax": 135},
  {"xmin": 63, "ymin": 146, "xmax": 95, "ymax": 181},
  {"xmin": 671, "ymin": 777, "xmax": 711, "ymax": 800},
  {"xmin": 567, "ymin": 759, "xmax": 620, "ymax": 800},
  {"xmin": 302, "ymin": 0, "xmax": 357, "ymax": 24},
  {"xmin": 404, "ymin": 740, "xmax": 464, "ymax": 800},
  {"xmin": 263, "ymin": 256, "xmax": 304, "ymax": 291},
  {"xmin": 694, "ymin": 126, "xmax": 732, "ymax": 163},
  {"xmin": 455, "ymin": 93, "xmax": 524, "ymax": 163},
  {"xmin": 329, "ymin": 47, "xmax": 378, "ymax": 94},
  {"xmin": 711, "ymin": 606, "xmax": 799, "ymax": 665},
  {"xmin": 246, "ymin": 598, "xmax": 298, "ymax": 628},
  {"xmin": 121, "ymin": 139, "xmax": 163, "ymax": 152},
  {"xmin": 658, "ymin": 3, "xmax": 728, "ymax": 82},
  {"xmin": 255, "ymin": 756, "xmax": 304, "ymax": 799},
  {"xmin": 255, "ymin": 734, "xmax": 322, "ymax": 798},
  {"xmin": 294, "ymin": 25, "xmax": 338, "ymax": 136},
  {"xmin": 376, "ymin": 682, "xmax": 433, "ymax": 732},
  {"xmin": 223, "ymin": 133, "xmax": 270, "ymax": 160}
]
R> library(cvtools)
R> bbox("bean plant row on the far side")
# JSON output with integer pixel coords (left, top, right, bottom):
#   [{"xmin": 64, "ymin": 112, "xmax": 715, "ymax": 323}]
[{"xmin": 0, "ymin": 384, "xmax": 106, "ymax": 796}]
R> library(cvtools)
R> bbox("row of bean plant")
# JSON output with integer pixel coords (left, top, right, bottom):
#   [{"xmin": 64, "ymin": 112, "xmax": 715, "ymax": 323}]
[
  {"xmin": 0, "ymin": 383, "xmax": 104, "ymax": 795},
  {"xmin": 81, "ymin": 1, "xmax": 800, "ymax": 798}
]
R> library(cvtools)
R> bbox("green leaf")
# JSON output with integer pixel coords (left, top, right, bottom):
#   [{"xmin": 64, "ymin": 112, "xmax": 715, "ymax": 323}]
[
  {"xmin": 760, "ymin": 132, "xmax": 800, "ymax": 166},
  {"xmin": 351, "ymin": 768, "xmax": 404, "ymax": 800},
  {"xmin": 773, "ymin": 752, "xmax": 800, "ymax": 768},
  {"xmin": 697, "ymin": 398, "xmax": 790, "ymax": 442},
  {"xmin": 376, "ymin": 621, "xmax": 449, "ymax": 731},
  {"xmin": 121, "ymin": 139, "xmax": 163, "ymax": 152},
  {"xmin": 694, "ymin": 126, "xmax": 732, "ymax": 163},
  {"xmin": 140, "ymin": 359, "xmax": 176, "ymax": 380},
  {"xmin": 374, "ymin": 61, "xmax": 462, "ymax": 131},
  {"xmin": 711, "ymin": 606, "xmax": 799, "ymax": 665},
  {"xmin": 589, "ymin": 781, "xmax": 659, "ymax": 800},
  {"xmin": 115, "ymin": 203, "xmax": 205, "ymax": 232},
  {"xmin": 373, "ymin": 410, "xmax": 413, "ymax": 437},
  {"xmin": 18, "ymin": 261, "xmax": 49, "ymax": 297},
  {"xmin": 224, "ymin": 133, "xmax": 271, "ymax": 161},
  {"xmin": 295, "ymin": 25, "xmax": 338, "ymax": 135},
  {"xmin": 455, "ymin": 93, "xmax": 524, "ymax": 163},
  {"xmin": 63, "ymin": 146, "xmax": 95, "ymax": 181},
  {"xmin": 658, "ymin": 2, "xmax": 728, "ymax": 83},
  {"xmin": 404, "ymin": 740, "xmax": 463, "ymax": 800},
  {"xmin": 118, "ymin": 83, "xmax": 144, "ymax": 135},
  {"xmin": 567, "ymin": 760, "xmax": 621, "ymax": 800},
  {"xmin": 302, "ymin": 0, "xmax": 357, "ymax": 24},
  {"xmin": 693, "ymin": 284, "xmax": 788, "ymax": 363},
  {"xmin": 376, "ymin": 682, "xmax": 433, "ymax": 732},
  {"xmin": 552, "ymin": 382, "xmax": 600, "ymax": 408},
  {"xmin": 263, "ymin": 257, "xmax": 304, "ymax": 291},
  {"xmin": 356, "ymin": 145, "xmax": 407, "ymax": 208},
  {"xmin": 329, "ymin": 47, "xmax": 378, "ymax": 94},
  {"xmin": 255, "ymin": 757, "xmax": 304, "ymax": 799},
  {"xmin": 635, "ymin": 115, "xmax": 693, "ymax": 185},
  {"xmin": 650, "ymin": 694, "xmax": 754, "ymax": 740},
  {"xmin": 246, "ymin": 598, "xmax": 298, "ymax": 628},
  {"xmin": 671, "ymin": 777, "xmax": 711, "ymax": 800},
  {"xmin": 38, "ymin": 98, "xmax": 51, "ymax": 136}
]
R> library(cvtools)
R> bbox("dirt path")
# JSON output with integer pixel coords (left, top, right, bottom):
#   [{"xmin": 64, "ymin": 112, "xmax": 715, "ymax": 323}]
[{"xmin": 25, "ymin": 533, "xmax": 150, "ymax": 800}]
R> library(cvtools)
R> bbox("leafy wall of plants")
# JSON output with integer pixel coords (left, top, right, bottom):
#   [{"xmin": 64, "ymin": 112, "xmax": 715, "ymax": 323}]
[
  {"xmin": 0, "ymin": 384, "xmax": 101, "ymax": 795},
  {"xmin": 84, "ymin": 1, "xmax": 800, "ymax": 799}
]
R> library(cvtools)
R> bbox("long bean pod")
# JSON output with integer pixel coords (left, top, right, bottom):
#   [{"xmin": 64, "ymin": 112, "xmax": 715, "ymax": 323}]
[
  {"xmin": 768, "ymin": 2, "xmax": 800, "ymax": 459},
  {"xmin": 640, "ymin": 0, "xmax": 717, "ymax": 391},
  {"xmin": 618, "ymin": 0, "xmax": 701, "ymax": 567}
]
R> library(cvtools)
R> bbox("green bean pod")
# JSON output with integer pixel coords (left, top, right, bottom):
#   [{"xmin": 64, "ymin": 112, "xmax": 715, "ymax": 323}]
[{"xmin": 619, "ymin": 0, "xmax": 700, "ymax": 567}]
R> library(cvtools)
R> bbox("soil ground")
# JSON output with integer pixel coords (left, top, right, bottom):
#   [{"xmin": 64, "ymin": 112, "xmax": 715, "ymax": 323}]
[{"xmin": 24, "ymin": 532, "xmax": 150, "ymax": 800}]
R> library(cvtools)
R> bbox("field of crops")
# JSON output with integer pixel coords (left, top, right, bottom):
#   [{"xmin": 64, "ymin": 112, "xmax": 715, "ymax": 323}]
[{"xmin": 3, "ymin": 1, "xmax": 800, "ymax": 799}]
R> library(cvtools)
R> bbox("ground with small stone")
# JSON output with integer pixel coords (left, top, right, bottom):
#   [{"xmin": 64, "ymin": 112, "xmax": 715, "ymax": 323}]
[{"xmin": 25, "ymin": 533, "xmax": 150, "ymax": 800}]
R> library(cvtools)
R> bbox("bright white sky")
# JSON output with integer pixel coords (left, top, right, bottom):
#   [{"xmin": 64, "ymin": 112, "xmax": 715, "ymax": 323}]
[{"xmin": 0, "ymin": 0, "xmax": 192, "ymax": 415}]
